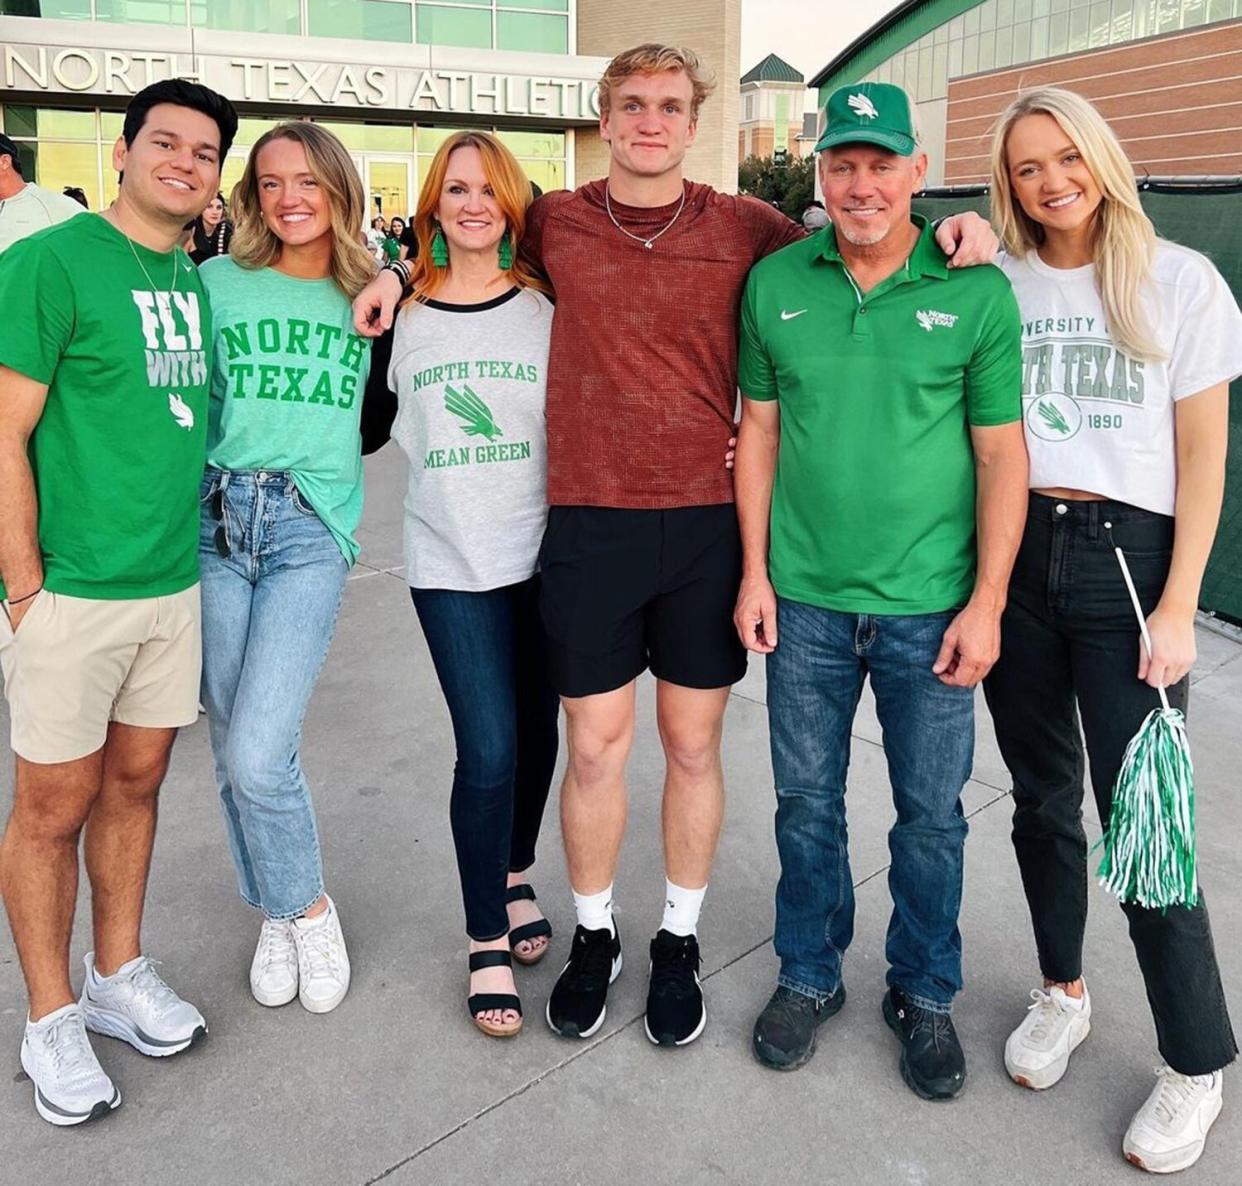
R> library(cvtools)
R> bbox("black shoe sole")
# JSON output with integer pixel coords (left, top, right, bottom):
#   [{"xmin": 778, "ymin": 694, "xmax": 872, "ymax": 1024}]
[
  {"xmin": 752, "ymin": 986, "xmax": 847, "ymax": 1072},
  {"xmin": 881, "ymin": 993, "xmax": 966, "ymax": 1101}
]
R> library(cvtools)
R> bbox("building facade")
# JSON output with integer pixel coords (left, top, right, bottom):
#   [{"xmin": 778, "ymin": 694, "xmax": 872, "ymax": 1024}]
[
  {"xmin": 0, "ymin": 0, "xmax": 740, "ymax": 216},
  {"xmin": 810, "ymin": 0, "xmax": 1242, "ymax": 185},
  {"xmin": 737, "ymin": 52, "xmax": 808, "ymax": 162}
]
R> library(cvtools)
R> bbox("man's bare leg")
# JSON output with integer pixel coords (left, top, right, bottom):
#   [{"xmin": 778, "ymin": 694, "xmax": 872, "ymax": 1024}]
[
  {"xmin": 656, "ymin": 682, "xmax": 730, "ymax": 890},
  {"xmin": 0, "ymin": 749, "xmax": 105, "ymax": 1020},
  {"xmin": 560, "ymin": 681, "xmax": 637, "ymax": 895},
  {"xmin": 85, "ymin": 723, "xmax": 176, "ymax": 977}
]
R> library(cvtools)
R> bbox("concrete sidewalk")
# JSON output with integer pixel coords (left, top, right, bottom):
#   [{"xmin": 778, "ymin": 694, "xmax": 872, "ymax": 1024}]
[{"xmin": 2, "ymin": 447, "xmax": 1240, "ymax": 1186}]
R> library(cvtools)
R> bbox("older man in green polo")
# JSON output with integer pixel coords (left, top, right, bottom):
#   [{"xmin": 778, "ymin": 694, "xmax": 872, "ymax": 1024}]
[{"xmin": 732, "ymin": 82, "xmax": 1028, "ymax": 1096}]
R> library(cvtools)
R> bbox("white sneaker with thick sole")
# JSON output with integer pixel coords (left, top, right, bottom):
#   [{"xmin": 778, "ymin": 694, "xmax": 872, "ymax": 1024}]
[
  {"xmin": 292, "ymin": 896, "xmax": 350, "ymax": 1014},
  {"xmin": 1004, "ymin": 983, "xmax": 1091, "ymax": 1090},
  {"xmin": 80, "ymin": 953, "xmax": 207, "ymax": 1056},
  {"xmin": 20, "ymin": 1003, "xmax": 120, "ymax": 1127},
  {"xmin": 250, "ymin": 918, "xmax": 299, "ymax": 1007},
  {"xmin": 1123, "ymin": 1067, "xmax": 1223, "ymax": 1174}
]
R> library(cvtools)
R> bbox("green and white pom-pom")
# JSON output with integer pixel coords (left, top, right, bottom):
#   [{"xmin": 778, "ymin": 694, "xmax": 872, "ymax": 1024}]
[
  {"xmin": 1096, "ymin": 705, "xmax": 1198, "ymax": 909},
  {"xmin": 1094, "ymin": 527, "xmax": 1199, "ymax": 910}
]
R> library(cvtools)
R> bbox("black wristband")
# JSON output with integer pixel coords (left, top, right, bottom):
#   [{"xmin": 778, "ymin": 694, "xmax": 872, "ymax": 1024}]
[
  {"xmin": 6, "ymin": 586, "xmax": 41, "ymax": 606},
  {"xmin": 382, "ymin": 260, "xmax": 410, "ymax": 285}
]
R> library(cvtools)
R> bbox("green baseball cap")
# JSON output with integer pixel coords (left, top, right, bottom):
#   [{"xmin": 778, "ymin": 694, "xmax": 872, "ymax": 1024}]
[{"xmin": 814, "ymin": 82, "xmax": 917, "ymax": 156}]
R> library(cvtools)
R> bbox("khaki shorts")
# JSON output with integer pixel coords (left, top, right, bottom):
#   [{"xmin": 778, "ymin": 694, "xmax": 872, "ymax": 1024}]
[{"xmin": 0, "ymin": 586, "xmax": 201, "ymax": 764}]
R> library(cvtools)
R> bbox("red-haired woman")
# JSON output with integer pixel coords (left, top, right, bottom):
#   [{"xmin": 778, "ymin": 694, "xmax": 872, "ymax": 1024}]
[{"xmin": 363, "ymin": 132, "xmax": 557, "ymax": 1038}]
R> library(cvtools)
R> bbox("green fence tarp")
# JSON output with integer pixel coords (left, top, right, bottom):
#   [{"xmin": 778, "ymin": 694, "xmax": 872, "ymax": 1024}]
[{"xmin": 914, "ymin": 188, "xmax": 1242, "ymax": 623}]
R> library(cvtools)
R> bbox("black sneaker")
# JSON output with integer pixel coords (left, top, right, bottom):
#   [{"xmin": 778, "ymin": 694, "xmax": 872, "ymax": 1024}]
[
  {"xmin": 882, "ymin": 986, "xmax": 967, "ymax": 1100},
  {"xmin": 545, "ymin": 923, "xmax": 622, "ymax": 1039},
  {"xmin": 752, "ymin": 983, "xmax": 847, "ymax": 1071},
  {"xmin": 644, "ymin": 929, "xmax": 706, "ymax": 1047}
]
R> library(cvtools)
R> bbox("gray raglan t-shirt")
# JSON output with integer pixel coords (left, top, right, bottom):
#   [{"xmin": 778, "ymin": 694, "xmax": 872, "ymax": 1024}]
[{"xmin": 388, "ymin": 286, "xmax": 553, "ymax": 591}]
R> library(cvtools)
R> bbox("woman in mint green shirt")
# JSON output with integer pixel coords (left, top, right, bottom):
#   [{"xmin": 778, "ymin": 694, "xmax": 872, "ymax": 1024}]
[{"xmin": 198, "ymin": 122, "xmax": 374, "ymax": 1018}]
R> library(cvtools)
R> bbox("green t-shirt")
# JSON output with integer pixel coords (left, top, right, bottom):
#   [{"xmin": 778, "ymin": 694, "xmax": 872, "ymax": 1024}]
[
  {"xmin": 738, "ymin": 215, "xmax": 1022, "ymax": 614},
  {"xmin": 0, "ymin": 214, "xmax": 210, "ymax": 599},
  {"xmin": 200, "ymin": 257, "xmax": 370, "ymax": 565}
]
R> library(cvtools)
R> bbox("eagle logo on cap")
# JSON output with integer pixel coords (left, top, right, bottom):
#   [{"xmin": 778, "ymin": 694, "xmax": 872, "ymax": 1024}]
[{"xmin": 848, "ymin": 93, "xmax": 879, "ymax": 120}]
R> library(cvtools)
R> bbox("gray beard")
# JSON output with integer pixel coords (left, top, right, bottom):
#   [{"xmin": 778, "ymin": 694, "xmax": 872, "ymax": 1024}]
[{"xmin": 837, "ymin": 222, "xmax": 889, "ymax": 247}]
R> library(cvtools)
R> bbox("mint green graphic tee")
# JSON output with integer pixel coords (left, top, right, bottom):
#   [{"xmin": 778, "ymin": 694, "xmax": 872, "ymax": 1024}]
[
  {"xmin": 0, "ymin": 214, "xmax": 211, "ymax": 599},
  {"xmin": 200, "ymin": 257, "xmax": 371, "ymax": 565}
]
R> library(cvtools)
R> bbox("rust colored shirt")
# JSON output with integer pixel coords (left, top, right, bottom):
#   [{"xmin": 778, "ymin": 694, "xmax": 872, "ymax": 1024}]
[{"xmin": 523, "ymin": 180, "xmax": 803, "ymax": 508}]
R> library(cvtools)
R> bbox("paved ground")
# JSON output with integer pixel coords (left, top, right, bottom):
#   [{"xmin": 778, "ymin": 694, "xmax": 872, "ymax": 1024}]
[{"xmin": 2, "ymin": 447, "xmax": 1240, "ymax": 1186}]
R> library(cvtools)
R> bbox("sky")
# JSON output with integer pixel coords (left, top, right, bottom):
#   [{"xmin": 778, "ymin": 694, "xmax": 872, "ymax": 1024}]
[{"xmin": 739, "ymin": 0, "xmax": 903, "ymax": 104}]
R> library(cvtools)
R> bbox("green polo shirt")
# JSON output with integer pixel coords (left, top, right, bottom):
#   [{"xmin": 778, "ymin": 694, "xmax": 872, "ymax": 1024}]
[{"xmin": 739, "ymin": 214, "xmax": 1021, "ymax": 614}]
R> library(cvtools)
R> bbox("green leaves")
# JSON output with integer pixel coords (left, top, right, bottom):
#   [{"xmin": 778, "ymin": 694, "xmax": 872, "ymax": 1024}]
[
  {"xmin": 1037, "ymin": 399, "xmax": 1071, "ymax": 434},
  {"xmin": 444, "ymin": 383, "xmax": 503, "ymax": 442}
]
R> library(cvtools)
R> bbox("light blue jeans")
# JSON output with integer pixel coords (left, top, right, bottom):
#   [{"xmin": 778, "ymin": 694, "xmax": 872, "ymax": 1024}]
[{"xmin": 199, "ymin": 468, "xmax": 348, "ymax": 920}]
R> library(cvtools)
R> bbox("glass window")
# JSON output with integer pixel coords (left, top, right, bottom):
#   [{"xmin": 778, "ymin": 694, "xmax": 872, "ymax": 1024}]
[
  {"xmin": 1206, "ymin": 0, "xmax": 1233, "ymax": 19},
  {"xmin": 1069, "ymin": 5, "xmax": 1090, "ymax": 47},
  {"xmin": 1016, "ymin": 0, "xmax": 1034, "ymax": 16},
  {"xmin": 417, "ymin": 125, "xmax": 466, "ymax": 154},
  {"xmin": 934, "ymin": 21, "xmax": 949, "ymax": 43},
  {"xmin": 980, "ymin": 1, "xmax": 997, "ymax": 29},
  {"xmin": 1033, "ymin": 0, "xmax": 1051, "ymax": 13},
  {"xmin": 503, "ymin": 0, "xmax": 568, "ymax": 8},
  {"xmin": 201, "ymin": 0, "xmax": 300, "ymax": 34},
  {"xmin": 308, "ymin": 0, "xmax": 413, "ymax": 42},
  {"xmin": 1, "ymin": 0, "xmax": 90, "ymax": 16},
  {"xmin": 890, "ymin": 54, "xmax": 905, "ymax": 89},
  {"xmin": 997, "ymin": 0, "xmax": 1016, "ymax": 24},
  {"xmin": 932, "ymin": 42, "xmax": 948, "ymax": 95},
  {"xmin": 16, "ymin": 108, "xmax": 98, "ymax": 139},
  {"xmin": 497, "ymin": 11, "xmax": 568, "ymax": 53},
  {"xmin": 417, "ymin": 3, "xmax": 492, "ymax": 48},
  {"xmin": 962, "ymin": 34, "xmax": 980, "ymax": 73},
  {"xmin": 95, "ymin": 0, "xmax": 185, "ymax": 24},
  {"xmin": 221, "ymin": 155, "xmax": 247, "ymax": 205},
  {"xmin": 1049, "ymin": 9, "xmax": 1070, "ymax": 50},
  {"xmin": 995, "ymin": 23, "xmax": 1013, "ymax": 66},
  {"xmin": 918, "ymin": 45, "xmax": 934, "ymax": 100},
  {"xmin": 499, "ymin": 130, "xmax": 565, "ymax": 158},
  {"xmin": 100, "ymin": 112, "xmax": 125, "ymax": 141},
  {"xmin": 949, "ymin": 14, "xmax": 966, "ymax": 36},
  {"xmin": 316, "ymin": 121, "xmax": 414, "ymax": 152},
  {"xmin": 1011, "ymin": 20, "xmax": 1031, "ymax": 58},
  {"xmin": 979, "ymin": 29, "xmax": 997, "ymax": 69},
  {"xmin": 1089, "ymin": 0, "xmax": 1111, "ymax": 42},
  {"xmin": 1112, "ymin": 0, "xmax": 1134, "ymax": 38},
  {"xmin": 515, "ymin": 157, "xmax": 564, "ymax": 193},
  {"xmin": 948, "ymin": 38, "xmax": 964, "ymax": 77},
  {"xmin": 965, "ymin": 5, "xmax": 981, "ymax": 33},
  {"xmin": 1051, "ymin": 0, "xmax": 1071, "ymax": 11},
  {"xmin": 32, "ymin": 142, "xmax": 100, "ymax": 209},
  {"xmin": 1031, "ymin": 15, "xmax": 1050, "ymax": 56}
]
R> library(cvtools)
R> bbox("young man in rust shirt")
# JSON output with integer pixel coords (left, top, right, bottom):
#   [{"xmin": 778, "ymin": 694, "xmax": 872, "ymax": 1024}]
[{"xmin": 354, "ymin": 43, "xmax": 996, "ymax": 1050}]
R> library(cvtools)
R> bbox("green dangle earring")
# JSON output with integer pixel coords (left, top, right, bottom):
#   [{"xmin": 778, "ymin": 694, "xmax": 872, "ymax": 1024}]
[
  {"xmin": 498, "ymin": 231, "xmax": 513, "ymax": 270},
  {"xmin": 430, "ymin": 222, "xmax": 449, "ymax": 267}
]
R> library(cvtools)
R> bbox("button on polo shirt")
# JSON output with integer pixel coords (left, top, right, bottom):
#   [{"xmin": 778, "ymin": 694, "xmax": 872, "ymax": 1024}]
[{"xmin": 739, "ymin": 215, "xmax": 1022, "ymax": 614}]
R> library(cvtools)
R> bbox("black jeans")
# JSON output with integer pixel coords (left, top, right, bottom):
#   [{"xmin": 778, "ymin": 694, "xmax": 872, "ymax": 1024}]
[
  {"xmin": 411, "ymin": 576, "xmax": 560, "ymax": 941},
  {"xmin": 983, "ymin": 494, "xmax": 1236, "ymax": 1075}
]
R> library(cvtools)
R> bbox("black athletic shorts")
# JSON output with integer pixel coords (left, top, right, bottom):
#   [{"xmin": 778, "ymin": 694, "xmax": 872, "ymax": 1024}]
[{"xmin": 538, "ymin": 504, "xmax": 748, "ymax": 698}]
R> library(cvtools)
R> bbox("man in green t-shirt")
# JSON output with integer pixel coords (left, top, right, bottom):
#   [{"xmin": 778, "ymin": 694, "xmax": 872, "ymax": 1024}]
[
  {"xmin": 734, "ymin": 83, "xmax": 1028, "ymax": 1096},
  {"xmin": 0, "ymin": 80, "xmax": 237, "ymax": 1128}
]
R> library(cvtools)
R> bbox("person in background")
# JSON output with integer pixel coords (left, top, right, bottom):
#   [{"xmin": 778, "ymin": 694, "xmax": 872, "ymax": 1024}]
[
  {"xmin": 984, "ymin": 85, "xmax": 1239, "ymax": 1175},
  {"xmin": 0, "ymin": 133, "xmax": 86, "ymax": 255},
  {"xmin": 366, "ymin": 214, "xmax": 388, "ymax": 263},
  {"xmin": 801, "ymin": 202, "xmax": 828, "ymax": 232},
  {"xmin": 185, "ymin": 191, "xmax": 232, "ymax": 264},
  {"xmin": 363, "ymin": 131, "xmax": 559, "ymax": 1039},
  {"xmin": 197, "ymin": 121, "xmax": 374, "ymax": 1019},
  {"xmin": 384, "ymin": 216, "xmax": 408, "ymax": 262},
  {"xmin": 62, "ymin": 187, "xmax": 89, "ymax": 209}
]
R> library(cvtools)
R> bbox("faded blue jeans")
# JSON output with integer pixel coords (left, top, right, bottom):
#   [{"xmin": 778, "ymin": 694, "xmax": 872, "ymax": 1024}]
[
  {"xmin": 199, "ymin": 468, "xmax": 348, "ymax": 920},
  {"xmin": 767, "ymin": 597, "xmax": 975, "ymax": 1013}
]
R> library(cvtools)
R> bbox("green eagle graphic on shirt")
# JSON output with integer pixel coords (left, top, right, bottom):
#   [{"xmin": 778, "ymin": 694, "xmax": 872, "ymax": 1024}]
[{"xmin": 444, "ymin": 383, "xmax": 503, "ymax": 441}]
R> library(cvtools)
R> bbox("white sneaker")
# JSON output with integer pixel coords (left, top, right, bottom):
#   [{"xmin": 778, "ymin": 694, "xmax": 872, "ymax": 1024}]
[
  {"xmin": 80, "ymin": 953, "xmax": 207, "ymax": 1056},
  {"xmin": 1123, "ymin": 1067, "xmax": 1223, "ymax": 1173},
  {"xmin": 20, "ymin": 1004, "xmax": 120, "ymax": 1126},
  {"xmin": 292, "ymin": 896, "xmax": 350, "ymax": 1014},
  {"xmin": 250, "ymin": 918, "xmax": 299, "ymax": 1007},
  {"xmin": 1004, "ymin": 983, "xmax": 1091, "ymax": 1090}
]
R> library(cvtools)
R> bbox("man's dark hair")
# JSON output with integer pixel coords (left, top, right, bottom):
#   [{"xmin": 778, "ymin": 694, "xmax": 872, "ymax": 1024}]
[{"xmin": 122, "ymin": 79, "xmax": 238, "ymax": 160}]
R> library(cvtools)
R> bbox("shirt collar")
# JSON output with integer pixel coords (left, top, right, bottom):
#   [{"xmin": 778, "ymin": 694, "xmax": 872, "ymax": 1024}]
[{"xmin": 816, "ymin": 212, "xmax": 949, "ymax": 281}]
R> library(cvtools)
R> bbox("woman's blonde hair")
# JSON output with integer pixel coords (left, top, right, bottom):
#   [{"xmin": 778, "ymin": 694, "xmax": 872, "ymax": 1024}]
[
  {"xmin": 404, "ymin": 131, "xmax": 549, "ymax": 304},
  {"xmin": 598, "ymin": 44, "xmax": 715, "ymax": 119},
  {"xmin": 990, "ymin": 86, "xmax": 1163, "ymax": 361},
  {"xmin": 230, "ymin": 121, "xmax": 376, "ymax": 300}
]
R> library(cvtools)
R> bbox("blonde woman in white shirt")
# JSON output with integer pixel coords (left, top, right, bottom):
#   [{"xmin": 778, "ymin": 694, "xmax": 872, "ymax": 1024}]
[{"xmin": 983, "ymin": 86, "xmax": 1241, "ymax": 1174}]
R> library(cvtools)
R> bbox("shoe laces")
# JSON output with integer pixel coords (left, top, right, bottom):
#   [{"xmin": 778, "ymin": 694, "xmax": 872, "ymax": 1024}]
[
  {"xmin": 297, "ymin": 919, "xmax": 344, "ymax": 984},
  {"xmin": 765, "ymin": 986, "xmax": 820, "ymax": 1027},
  {"xmin": 649, "ymin": 937, "xmax": 700, "ymax": 1000},
  {"xmin": 1149, "ymin": 1066, "xmax": 1212, "ymax": 1126},
  {"xmin": 562, "ymin": 928, "xmax": 614, "ymax": 991},
  {"xmin": 38, "ymin": 1013, "xmax": 99, "ymax": 1088},
  {"xmin": 1022, "ymin": 988, "xmax": 1066, "ymax": 1043},
  {"xmin": 122, "ymin": 957, "xmax": 182, "ymax": 1019},
  {"xmin": 256, "ymin": 919, "xmax": 297, "ymax": 975},
  {"xmin": 905, "ymin": 1001, "xmax": 953, "ymax": 1049}
]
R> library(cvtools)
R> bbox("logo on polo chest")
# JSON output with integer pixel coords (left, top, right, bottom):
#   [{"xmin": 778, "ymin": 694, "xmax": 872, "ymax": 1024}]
[{"xmin": 916, "ymin": 309, "xmax": 959, "ymax": 332}]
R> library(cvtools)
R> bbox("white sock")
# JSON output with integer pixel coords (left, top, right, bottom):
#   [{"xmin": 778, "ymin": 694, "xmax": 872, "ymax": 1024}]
[
  {"xmin": 661, "ymin": 880, "xmax": 707, "ymax": 938},
  {"xmin": 1050, "ymin": 984, "xmax": 1086, "ymax": 1011},
  {"xmin": 573, "ymin": 885, "xmax": 615, "ymax": 935},
  {"xmin": 295, "ymin": 896, "xmax": 333, "ymax": 931}
]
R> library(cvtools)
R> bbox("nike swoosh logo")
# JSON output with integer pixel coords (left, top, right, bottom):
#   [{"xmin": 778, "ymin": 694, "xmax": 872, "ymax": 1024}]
[{"xmin": 780, "ymin": 309, "xmax": 807, "ymax": 320}]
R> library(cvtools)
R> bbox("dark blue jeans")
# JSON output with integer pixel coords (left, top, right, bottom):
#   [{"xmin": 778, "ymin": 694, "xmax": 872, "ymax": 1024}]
[
  {"xmin": 411, "ymin": 576, "xmax": 560, "ymax": 941},
  {"xmin": 767, "ymin": 597, "xmax": 975, "ymax": 1013},
  {"xmin": 983, "ymin": 495, "xmax": 1237, "ymax": 1075}
]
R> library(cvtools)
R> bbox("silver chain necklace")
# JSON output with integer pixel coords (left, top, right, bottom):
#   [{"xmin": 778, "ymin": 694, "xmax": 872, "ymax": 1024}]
[
  {"xmin": 121, "ymin": 227, "xmax": 179, "ymax": 295},
  {"xmin": 604, "ymin": 184, "xmax": 687, "ymax": 250}
]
